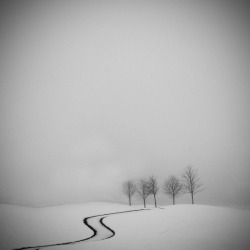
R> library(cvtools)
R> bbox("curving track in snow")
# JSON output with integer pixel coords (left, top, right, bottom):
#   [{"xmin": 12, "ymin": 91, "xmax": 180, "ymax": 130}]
[{"xmin": 13, "ymin": 209, "xmax": 149, "ymax": 250}]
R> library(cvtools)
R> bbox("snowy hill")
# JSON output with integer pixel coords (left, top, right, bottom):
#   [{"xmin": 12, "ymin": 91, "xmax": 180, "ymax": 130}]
[{"xmin": 0, "ymin": 202, "xmax": 249, "ymax": 250}]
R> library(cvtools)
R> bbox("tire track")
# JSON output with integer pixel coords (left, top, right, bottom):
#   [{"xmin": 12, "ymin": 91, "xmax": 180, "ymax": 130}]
[
  {"xmin": 99, "ymin": 217, "xmax": 115, "ymax": 240},
  {"xmin": 13, "ymin": 208, "xmax": 149, "ymax": 250}
]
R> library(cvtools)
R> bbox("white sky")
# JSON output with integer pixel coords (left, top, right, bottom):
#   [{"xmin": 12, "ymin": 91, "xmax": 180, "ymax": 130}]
[{"xmin": 0, "ymin": 0, "xmax": 249, "ymax": 207}]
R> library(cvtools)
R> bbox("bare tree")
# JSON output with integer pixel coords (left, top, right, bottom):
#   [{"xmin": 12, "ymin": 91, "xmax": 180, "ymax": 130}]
[
  {"xmin": 122, "ymin": 180, "xmax": 136, "ymax": 206},
  {"xmin": 137, "ymin": 179, "xmax": 151, "ymax": 208},
  {"xmin": 182, "ymin": 166, "xmax": 204, "ymax": 204},
  {"xmin": 147, "ymin": 175, "xmax": 159, "ymax": 207},
  {"xmin": 163, "ymin": 175, "xmax": 183, "ymax": 205}
]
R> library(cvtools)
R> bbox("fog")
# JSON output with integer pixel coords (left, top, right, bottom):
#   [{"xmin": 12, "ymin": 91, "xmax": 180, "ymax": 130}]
[{"xmin": 0, "ymin": 0, "xmax": 249, "ymax": 207}]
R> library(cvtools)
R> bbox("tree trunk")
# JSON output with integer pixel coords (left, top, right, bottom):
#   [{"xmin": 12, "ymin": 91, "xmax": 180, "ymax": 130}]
[
  {"xmin": 143, "ymin": 199, "xmax": 146, "ymax": 208},
  {"xmin": 173, "ymin": 196, "xmax": 175, "ymax": 205},
  {"xmin": 129, "ymin": 196, "xmax": 131, "ymax": 206},
  {"xmin": 191, "ymin": 193, "xmax": 194, "ymax": 204},
  {"xmin": 154, "ymin": 194, "xmax": 157, "ymax": 207}
]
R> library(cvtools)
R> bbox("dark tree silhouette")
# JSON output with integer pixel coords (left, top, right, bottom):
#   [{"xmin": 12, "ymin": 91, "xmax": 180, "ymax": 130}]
[
  {"xmin": 137, "ymin": 179, "xmax": 151, "ymax": 208},
  {"xmin": 147, "ymin": 175, "xmax": 159, "ymax": 207},
  {"xmin": 122, "ymin": 180, "xmax": 136, "ymax": 206},
  {"xmin": 163, "ymin": 175, "xmax": 183, "ymax": 205},
  {"xmin": 182, "ymin": 166, "xmax": 204, "ymax": 204}
]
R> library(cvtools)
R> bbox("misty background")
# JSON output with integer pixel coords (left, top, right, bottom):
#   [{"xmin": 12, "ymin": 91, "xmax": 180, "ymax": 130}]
[{"xmin": 0, "ymin": 0, "xmax": 249, "ymax": 208}]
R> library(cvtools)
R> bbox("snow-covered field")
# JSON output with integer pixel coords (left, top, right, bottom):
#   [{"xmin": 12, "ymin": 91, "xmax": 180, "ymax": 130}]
[{"xmin": 0, "ymin": 202, "xmax": 249, "ymax": 250}]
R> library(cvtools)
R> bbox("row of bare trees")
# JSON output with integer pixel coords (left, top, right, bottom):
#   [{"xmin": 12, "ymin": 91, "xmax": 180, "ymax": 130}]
[{"xmin": 122, "ymin": 166, "xmax": 204, "ymax": 207}]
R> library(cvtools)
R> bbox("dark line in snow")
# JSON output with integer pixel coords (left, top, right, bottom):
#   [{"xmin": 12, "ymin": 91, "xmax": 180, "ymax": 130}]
[
  {"xmin": 13, "ymin": 208, "xmax": 149, "ymax": 250},
  {"xmin": 99, "ymin": 216, "xmax": 115, "ymax": 239}
]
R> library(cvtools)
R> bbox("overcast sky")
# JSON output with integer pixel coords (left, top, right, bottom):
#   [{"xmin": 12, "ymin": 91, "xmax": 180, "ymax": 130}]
[{"xmin": 0, "ymin": 0, "xmax": 249, "ymax": 207}]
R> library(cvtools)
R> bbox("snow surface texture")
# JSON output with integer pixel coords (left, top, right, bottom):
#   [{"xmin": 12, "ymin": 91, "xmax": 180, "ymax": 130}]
[{"xmin": 0, "ymin": 202, "xmax": 249, "ymax": 250}]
